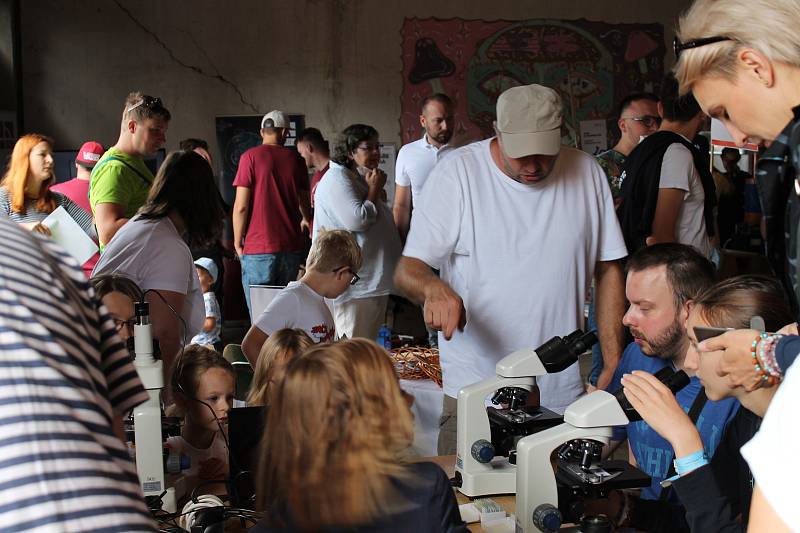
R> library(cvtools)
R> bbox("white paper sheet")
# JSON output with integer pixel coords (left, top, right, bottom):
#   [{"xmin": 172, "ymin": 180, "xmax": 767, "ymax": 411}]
[{"xmin": 41, "ymin": 206, "xmax": 98, "ymax": 264}]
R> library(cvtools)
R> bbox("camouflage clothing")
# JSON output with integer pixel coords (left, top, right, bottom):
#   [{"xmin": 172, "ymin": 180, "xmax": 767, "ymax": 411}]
[{"xmin": 596, "ymin": 149, "xmax": 627, "ymax": 204}]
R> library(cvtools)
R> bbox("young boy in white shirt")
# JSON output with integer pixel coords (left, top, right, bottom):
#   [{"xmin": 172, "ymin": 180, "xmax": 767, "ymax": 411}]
[
  {"xmin": 241, "ymin": 229, "xmax": 362, "ymax": 366},
  {"xmin": 190, "ymin": 257, "xmax": 222, "ymax": 347}
]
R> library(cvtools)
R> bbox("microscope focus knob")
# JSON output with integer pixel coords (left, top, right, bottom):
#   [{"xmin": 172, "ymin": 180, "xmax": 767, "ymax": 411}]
[
  {"xmin": 532, "ymin": 503, "xmax": 562, "ymax": 532},
  {"xmin": 470, "ymin": 439, "xmax": 495, "ymax": 463}
]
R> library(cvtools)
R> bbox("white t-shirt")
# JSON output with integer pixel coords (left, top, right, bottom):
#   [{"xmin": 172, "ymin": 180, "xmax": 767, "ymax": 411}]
[
  {"xmin": 741, "ymin": 361, "xmax": 800, "ymax": 529},
  {"xmin": 395, "ymin": 134, "xmax": 452, "ymax": 207},
  {"xmin": 93, "ymin": 216, "xmax": 205, "ymax": 339},
  {"xmin": 191, "ymin": 292, "xmax": 221, "ymax": 346},
  {"xmin": 313, "ymin": 161, "xmax": 402, "ymax": 304},
  {"xmin": 254, "ymin": 280, "xmax": 335, "ymax": 343},
  {"xmin": 167, "ymin": 432, "xmax": 228, "ymax": 481},
  {"xmin": 659, "ymin": 142, "xmax": 712, "ymax": 258},
  {"xmin": 404, "ymin": 139, "xmax": 627, "ymax": 411}
]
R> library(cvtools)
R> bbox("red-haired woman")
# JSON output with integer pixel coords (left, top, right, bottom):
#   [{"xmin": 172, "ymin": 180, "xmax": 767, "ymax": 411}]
[{"xmin": 0, "ymin": 133, "xmax": 94, "ymax": 236}]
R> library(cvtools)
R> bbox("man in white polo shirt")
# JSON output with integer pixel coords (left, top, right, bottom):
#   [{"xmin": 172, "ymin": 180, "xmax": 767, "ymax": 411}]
[
  {"xmin": 394, "ymin": 84, "xmax": 628, "ymax": 454},
  {"xmin": 393, "ymin": 93, "xmax": 455, "ymax": 242}
]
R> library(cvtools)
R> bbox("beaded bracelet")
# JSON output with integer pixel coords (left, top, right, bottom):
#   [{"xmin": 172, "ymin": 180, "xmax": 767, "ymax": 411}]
[
  {"xmin": 757, "ymin": 333, "xmax": 784, "ymax": 381},
  {"xmin": 752, "ymin": 333, "xmax": 784, "ymax": 387},
  {"xmin": 751, "ymin": 333, "xmax": 768, "ymax": 388}
]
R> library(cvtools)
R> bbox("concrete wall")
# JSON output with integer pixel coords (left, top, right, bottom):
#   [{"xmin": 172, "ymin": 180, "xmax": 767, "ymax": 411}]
[{"xmin": 19, "ymin": 0, "xmax": 692, "ymax": 160}]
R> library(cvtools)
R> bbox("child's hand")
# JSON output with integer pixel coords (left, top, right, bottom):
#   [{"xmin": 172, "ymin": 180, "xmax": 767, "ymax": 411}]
[
  {"xmin": 197, "ymin": 457, "xmax": 227, "ymax": 480},
  {"xmin": 621, "ymin": 371, "xmax": 703, "ymax": 457}
]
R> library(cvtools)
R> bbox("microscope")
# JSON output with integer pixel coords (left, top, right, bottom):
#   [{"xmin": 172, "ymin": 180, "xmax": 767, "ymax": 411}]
[
  {"xmin": 454, "ymin": 330, "xmax": 596, "ymax": 497},
  {"xmin": 515, "ymin": 368, "xmax": 690, "ymax": 533},
  {"xmin": 130, "ymin": 301, "xmax": 185, "ymax": 513}
]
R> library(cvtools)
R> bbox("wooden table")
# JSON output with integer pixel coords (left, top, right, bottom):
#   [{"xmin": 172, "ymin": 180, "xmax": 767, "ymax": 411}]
[{"xmin": 422, "ymin": 456, "xmax": 516, "ymax": 532}]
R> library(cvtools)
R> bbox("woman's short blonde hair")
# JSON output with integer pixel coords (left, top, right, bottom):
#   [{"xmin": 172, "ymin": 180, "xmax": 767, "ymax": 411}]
[
  {"xmin": 246, "ymin": 328, "xmax": 313, "ymax": 406},
  {"xmin": 256, "ymin": 338, "xmax": 414, "ymax": 529},
  {"xmin": 306, "ymin": 229, "xmax": 363, "ymax": 273},
  {"xmin": 675, "ymin": 0, "xmax": 800, "ymax": 93}
]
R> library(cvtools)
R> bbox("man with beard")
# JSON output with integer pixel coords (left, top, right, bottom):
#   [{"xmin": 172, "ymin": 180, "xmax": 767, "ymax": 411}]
[
  {"xmin": 606, "ymin": 243, "xmax": 739, "ymax": 510},
  {"xmin": 393, "ymin": 93, "xmax": 456, "ymax": 243}
]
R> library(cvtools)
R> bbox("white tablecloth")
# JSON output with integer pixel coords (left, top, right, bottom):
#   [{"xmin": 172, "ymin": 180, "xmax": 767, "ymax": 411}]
[{"xmin": 400, "ymin": 378, "xmax": 443, "ymax": 457}]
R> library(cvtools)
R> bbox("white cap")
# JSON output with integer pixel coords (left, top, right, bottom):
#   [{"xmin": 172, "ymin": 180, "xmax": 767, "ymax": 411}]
[
  {"xmin": 495, "ymin": 84, "xmax": 563, "ymax": 157},
  {"xmin": 261, "ymin": 110, "xmax": 289, "ymax": 129}
]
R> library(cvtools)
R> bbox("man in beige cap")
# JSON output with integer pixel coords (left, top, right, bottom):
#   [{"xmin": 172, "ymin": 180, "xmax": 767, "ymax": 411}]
[
  {"xmin": 394, "ymin": 84, "xmax": 628, "ymax": 454},
  {"xmin": 233, "ymin": 110, "xmax": 312, "ymax": 317}
]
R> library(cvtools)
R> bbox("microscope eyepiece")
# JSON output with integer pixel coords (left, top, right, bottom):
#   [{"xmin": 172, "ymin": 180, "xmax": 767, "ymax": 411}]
[
  {"xmin": 134, "ymin": 301, "xmax": 150, "ymax": 325},
  {"xmin": 614, "ymin": 367, "xmax": 690, "ymax": 422},
  {"xmin": 537, "ymin": 329, "xmax": 598, "ymax": 374}
]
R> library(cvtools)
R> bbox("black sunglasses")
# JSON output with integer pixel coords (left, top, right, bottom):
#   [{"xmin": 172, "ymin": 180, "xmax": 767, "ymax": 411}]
[
  {"xmin": 673, "ymin": 35, "xmax": 734, "ymax": 59},
  {"xmin": 125, "ymin": 95, "xmax": 165, "ymax": 114}
]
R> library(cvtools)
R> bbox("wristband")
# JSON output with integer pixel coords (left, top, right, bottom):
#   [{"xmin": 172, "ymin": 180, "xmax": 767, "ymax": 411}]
[
  {"xmin": 661, "ymin": 449, "xmax": 709, "ymax": 486},
  {"xmin": 674, "ymin": 449, "xmax": 709, "ymax": 476}
]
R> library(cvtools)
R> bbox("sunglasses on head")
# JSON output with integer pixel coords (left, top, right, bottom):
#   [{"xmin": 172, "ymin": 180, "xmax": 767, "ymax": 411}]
[
  {"xmin": 124, "ymin": 95, "xmax": 165, "ymax": 115},
  {"xmin": 673, "ymin": 35, "xmax": 734, "ymax": 59}
]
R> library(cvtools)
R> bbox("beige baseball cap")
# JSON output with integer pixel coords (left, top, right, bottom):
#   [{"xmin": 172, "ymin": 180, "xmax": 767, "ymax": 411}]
[
  {"xmin": 495, "ymin": 84, "xmax": 563, "ymax": 157},
  {"xmin": 261, "ymin": 110, "xmax": 289, "ymax": 129}
]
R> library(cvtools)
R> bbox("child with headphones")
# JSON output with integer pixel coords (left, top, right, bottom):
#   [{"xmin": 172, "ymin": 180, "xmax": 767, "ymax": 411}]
[{"xmin": 168, "ymin": 345, "xmax": 235, "ymax": 496}]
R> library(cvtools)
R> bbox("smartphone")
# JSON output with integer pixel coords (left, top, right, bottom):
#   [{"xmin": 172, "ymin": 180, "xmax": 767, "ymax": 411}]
[{"xmin": 693, "ymin": 326, "xmax": 733, "ymax": 342}]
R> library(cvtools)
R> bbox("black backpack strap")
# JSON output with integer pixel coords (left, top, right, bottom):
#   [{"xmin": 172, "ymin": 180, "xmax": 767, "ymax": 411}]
[
  {"xmin": 659, "ymin": 388, "xmax": 708, "ymax": 501},
  {"xmin": 92, "ymin": 155, "xmax": 152, "ymax": 188}
]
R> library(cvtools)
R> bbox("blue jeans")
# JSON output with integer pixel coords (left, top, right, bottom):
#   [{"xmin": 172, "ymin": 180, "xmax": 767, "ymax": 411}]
[
  {"xmin": 587, "ymin": 291, "xmax": 603, "ymax": 386},
  {"xmin": 241, "ymin": 251, "xmax": 303, "ymax": 319}
]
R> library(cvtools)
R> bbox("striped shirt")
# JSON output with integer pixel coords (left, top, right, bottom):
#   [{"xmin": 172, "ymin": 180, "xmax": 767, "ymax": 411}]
[
  {"xmin": 0, "ymin": 186, "xmax": 95, "ymax": 237},
  {"xmin": 0, "ymin": 218, "xmax": 154, "ymax": 531}
]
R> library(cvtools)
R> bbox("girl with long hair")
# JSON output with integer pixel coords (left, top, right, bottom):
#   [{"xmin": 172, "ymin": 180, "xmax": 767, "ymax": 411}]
[
  {"xmin": 0, "ymin": 133, "xmax": 94, "ymax": 236},
  {"xmin": 246, "ymin": 328, "xmax": 313, "ymax": 407},
  {"xmin": 93, "ymin": 149, "xmax": 226, "ymax": 382},
  {"xmin": 252, "ymin": 339, "xmax": 466, "ymax": 532}
]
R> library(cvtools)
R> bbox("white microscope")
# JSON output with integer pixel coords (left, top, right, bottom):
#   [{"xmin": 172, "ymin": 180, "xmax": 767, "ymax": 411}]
[
  {"xmin": 514, "ymin": 367, "xmax": 689, "ymax": 533},
  {"xmin": 455, "ymin": 330, "xmax": 596, "ymax": 497},
  {"xmin": 131, "ymin": 301, "xmax": 183, "ymax": 513}
]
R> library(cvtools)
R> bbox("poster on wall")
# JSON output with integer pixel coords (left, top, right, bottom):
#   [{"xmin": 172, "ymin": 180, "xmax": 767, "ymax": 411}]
[
  {"xmin": 214, "ymin": 113, "xmax": 306, "ymax": 206},
  {"xmin": 400, "ymin": 18, "xmax": 665, "ymax": 149},
  {"xmin": 379, "ymin": 143, "xmax": 397, "ymax": 207}
]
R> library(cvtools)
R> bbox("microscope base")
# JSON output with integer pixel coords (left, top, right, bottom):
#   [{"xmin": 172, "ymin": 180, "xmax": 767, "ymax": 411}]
[{"xmin": 457, "ymin": 459, "xmax": 517, "ymax": 497}]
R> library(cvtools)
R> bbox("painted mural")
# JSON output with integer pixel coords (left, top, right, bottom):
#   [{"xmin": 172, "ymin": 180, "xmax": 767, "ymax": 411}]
[{"xmin": 400, "ymin": 18, "xmax": 665, "ymax": 149}]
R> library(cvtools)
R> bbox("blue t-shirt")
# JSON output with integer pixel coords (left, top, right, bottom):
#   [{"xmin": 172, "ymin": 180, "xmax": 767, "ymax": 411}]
[{"xmin": 607, "ymin": 342, "xmax": 740, "ymax": 500}]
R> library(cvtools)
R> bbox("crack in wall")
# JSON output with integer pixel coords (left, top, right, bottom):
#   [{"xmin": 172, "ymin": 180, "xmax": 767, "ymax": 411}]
[{"xmin": 113, "ymin": 0, "xmax": 259, "ymax": 113}]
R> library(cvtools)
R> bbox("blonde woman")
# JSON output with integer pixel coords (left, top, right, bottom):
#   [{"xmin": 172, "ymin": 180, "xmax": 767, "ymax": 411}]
[
  {"xmin": 674, "ymin": 1, "xmax": 800, "ymax": 530},
  {"xmin": 253, "ymin": 339, "xmax": 467, "ymax": 532},
  {"xmin": 246, "ymin": 328, "xmax": 313, "ymax": 406}
]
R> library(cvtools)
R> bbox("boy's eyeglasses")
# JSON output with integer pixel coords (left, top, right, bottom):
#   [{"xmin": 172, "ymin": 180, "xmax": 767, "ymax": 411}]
[{"xmin": 333, "ymin": 266, "xmax": 360, "ymax": 285}]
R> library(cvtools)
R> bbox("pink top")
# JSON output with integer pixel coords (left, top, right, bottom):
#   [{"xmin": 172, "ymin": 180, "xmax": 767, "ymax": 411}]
[
  {"xmin": 50, "ymin": 178, "xmax": 91, "ymax": 213},
  {"xmin": 49, "ymin": 178, "xmax": 98, "ymax": 277}
]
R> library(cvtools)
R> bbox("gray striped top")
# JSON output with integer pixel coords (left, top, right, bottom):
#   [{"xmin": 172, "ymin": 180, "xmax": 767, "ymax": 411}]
[{"xmin": 0, "ymin": 185, "xmax": 95, "ymax": 237}]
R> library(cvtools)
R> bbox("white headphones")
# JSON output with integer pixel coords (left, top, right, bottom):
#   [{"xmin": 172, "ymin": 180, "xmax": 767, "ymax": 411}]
[{"xmin": 179, "ymin": 494, "xmax": 225, "ymax": 530}]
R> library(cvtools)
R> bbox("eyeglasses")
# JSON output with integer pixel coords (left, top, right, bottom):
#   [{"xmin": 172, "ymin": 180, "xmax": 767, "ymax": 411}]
[
  {"xmin": 124, "ymin": 95, "xmax": 165, "ymax": 115},
  {"xmin": 673, "ymin": 35, "xmax": 734, "ymax": 59},
  {"xmin": 356, "ymin": 143, "xmax": 380, "ymax": 153},
  {"xmin": 333, "ymin": 266, "xmax": 360, "ymax": 285},
  {"xmin": 113, "ymin": 317, "xmax": 137, "ymax": 335},
  {"xmin": 621, "ymin": 115, "xmax": 662, "ymax": 128}
]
